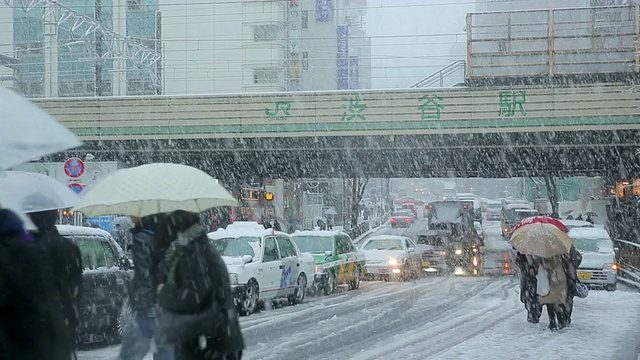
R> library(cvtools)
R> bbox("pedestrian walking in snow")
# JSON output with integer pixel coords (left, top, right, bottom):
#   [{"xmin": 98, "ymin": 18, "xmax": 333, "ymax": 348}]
[
  {"xmin": 515, "ymin": 251, "xmax": 541, "ymax": 323},
  {"xmin": 0, "ymin": 208, "xmax": 69, "ymax": 360},
  {"xmin": 537, "ymin": 255, "xmax": 569, "ymax": 330},
  {"xmin": 30, "ymin": 209, "xmax": 83, "ymax": 359},
  {"xmin": 154, "ymin": 211, "xmax": 244, "ymax": 360},
  {"xmin": 119, "ymin": 214, "xmax": 174, "ymax": 360}
]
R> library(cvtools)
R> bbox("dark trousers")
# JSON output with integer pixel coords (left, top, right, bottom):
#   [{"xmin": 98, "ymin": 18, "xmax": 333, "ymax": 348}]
[{"xmin": 546, "ymin": 304, "xmax": 568, "ymax": 330}]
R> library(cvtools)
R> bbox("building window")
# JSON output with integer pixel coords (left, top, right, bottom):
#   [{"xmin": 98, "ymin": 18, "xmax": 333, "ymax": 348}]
[
  {"xmin": 302, "ymin": 52, "xmax": 308, "ymax": 70},
  {"xmin": 302, "ymin": 11, "xmax": 309, "ymax": 29},
  {"xmin": 254, "ymin": 68, "xmax": 280, "ymax": 84},
  {"xmin": 254, "ymin": 25, "xmax": 280, "ymax": 41}
]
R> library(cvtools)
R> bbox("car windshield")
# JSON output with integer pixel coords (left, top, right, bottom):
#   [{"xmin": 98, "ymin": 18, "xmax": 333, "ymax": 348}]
[
  {"xmin": 364, "ymin": 239, "xmax": 405, "ymax": 250},
  {"xmin": 211, "ymin": 237, "xmax": 259, "ymax": 257},
  {"xmin": 292, "ymin": 236, "xmax": 334, "ymax": 253},
  {"xmin": 572, "ymin": 237, "xmax": 613, "ymax": 253}
]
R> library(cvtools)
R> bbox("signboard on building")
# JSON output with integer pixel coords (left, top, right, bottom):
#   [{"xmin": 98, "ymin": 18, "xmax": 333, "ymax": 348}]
[
  {"xmin": 316, "ymin": 0, "xmax": 334, "ymax": 22},
  {"xmin": 336, "ymin": 25, "xmax": 349, "ymax": 90},
  {"xmin": 349, "ymin": 56, "xmax": 359, "ymax": 90},
  {"xmin": 288, "ymin": 1, "xmax": 303, "ymax": 90}
]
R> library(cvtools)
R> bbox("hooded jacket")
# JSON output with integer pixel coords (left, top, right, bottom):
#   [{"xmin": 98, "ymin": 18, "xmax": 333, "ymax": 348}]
[
  {"xmin": 0, "ymin": 209, "xmax": 66, "ymax": 360},
  {"xmin": 30, "ymin": 210, "xmax": 83, "ymax": 358},
  {"xmin": 158, "ymin": 223, "xmax": 245, "ymax": 358},
  {"xmin": 129, "ymin": 215, "xmax": 166, "ymax": 318}
]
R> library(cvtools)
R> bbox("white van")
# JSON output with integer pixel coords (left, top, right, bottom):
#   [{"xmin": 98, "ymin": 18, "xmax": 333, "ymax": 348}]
[{"xmin": 567, "ymin": 227, "xmax": 618, "ymax": 291}]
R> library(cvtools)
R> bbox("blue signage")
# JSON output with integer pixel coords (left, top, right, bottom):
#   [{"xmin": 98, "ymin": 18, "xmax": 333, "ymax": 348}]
[
  {"xmin": 336, "ymin": 25, "xmax": 349, "ymax": 90},
  {"xmin": 349, "ymin": 56, "xmax": 359, "ymax": 90},
  {"xmin": 315, "ymin": 0, "xmax": 333, "ymax": 22},
  {"xmin": 87, "ymin": 215, "xmax": 117, "ymax": 232}
]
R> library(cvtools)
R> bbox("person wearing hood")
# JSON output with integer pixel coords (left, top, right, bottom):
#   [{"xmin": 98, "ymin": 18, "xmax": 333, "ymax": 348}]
[
  {"xmin": 119, "ymin": 214, "xmax": 174, "ymax": 360},
  {"xmin": 155, "ymin": 210, "xmax": 245, "ymax": 360},
  {"xmin": 29, "ymin": 209, "xmax": 83, "ymax": 359},
  {"xmin": 0, "ymin": 208, "xmax": 67, "ymax": 360}
]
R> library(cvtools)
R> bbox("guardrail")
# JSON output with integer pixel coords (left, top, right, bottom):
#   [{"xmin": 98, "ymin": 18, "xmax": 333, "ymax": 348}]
[{"xmin": 613, "ymin": 239, "xmax": 640, "ymax": 290}]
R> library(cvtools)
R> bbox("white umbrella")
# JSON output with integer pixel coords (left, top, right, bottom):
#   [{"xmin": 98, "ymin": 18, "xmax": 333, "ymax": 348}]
[
  {"xmin": 0, "ymin": 170, "xmax": 80, "ymax": 213},
  {"xmin": 0, "ymin": 87, "xmax": 82, "ymax": 170},
  {"xmin": 74, "ymin": 163, "xmax": 238, "ymax": 218},
  {"xmin": 324, "ymin": 209, "xmax": 338, "ymax": 216}
]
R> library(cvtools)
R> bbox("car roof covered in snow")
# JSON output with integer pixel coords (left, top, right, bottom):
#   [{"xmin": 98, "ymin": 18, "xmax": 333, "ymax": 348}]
[
  {"xmin": 514, "ymin": 208, "xmax": 537, "ymax": 213},
  {"xmin": 56, "ymin": 225, "xmax": 112, "ymax": 238},
  {"xmin": 366, "ymin": 235, "xmax": 410, "ymax": 242},
  {"xmin": 291, "ymin": 230, "xmax": 346, "ymax": 238},
  {"xmin": 561, "ymin": 220, "xmax": 594, "ymax": 229},
  {"xmin": 208, "ymin": 222, "xmax": 288, "ymax": 240},
  {"xmin": 568, "ymin": 227, "xmax": 611, "ymax": 239}
]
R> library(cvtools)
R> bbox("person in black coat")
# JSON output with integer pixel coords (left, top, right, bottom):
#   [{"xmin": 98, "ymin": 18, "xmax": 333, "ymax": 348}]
[
  {"xmin": 515, "ymin": 250, "xmax": 541, "ymax": 323},
  {"xmin": 155, "ymin": 211, "xmax": 245, "ymax": 360},
  {"xmin": 119, "ymin": 214, "xmax": 173, "ymax": 360},
  {"xmin": 0, "ymin": 208, "xmax": 67, "ymax": 360},
  {"xmin": 29, "ymin": 210, "xmax": 83, "ymax": 359},
  {"xmin": 561, "ymin": 245, "xmax": 582, "ymax": 324}
]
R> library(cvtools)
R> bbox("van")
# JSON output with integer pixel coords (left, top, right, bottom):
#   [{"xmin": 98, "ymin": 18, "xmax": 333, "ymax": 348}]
[{"xmin": 567, "ymin": 227, "xmax": 618, "ymax": 291}]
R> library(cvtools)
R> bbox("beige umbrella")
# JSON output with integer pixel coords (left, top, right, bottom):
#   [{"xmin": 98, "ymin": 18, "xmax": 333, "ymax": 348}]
[
  {"xmin": 509, "ymin": 222, "xmax": 573, "ymax": 258},
  {"xmin": 73, "ymin": 163, "xmax": 237, "ymax": 218}
]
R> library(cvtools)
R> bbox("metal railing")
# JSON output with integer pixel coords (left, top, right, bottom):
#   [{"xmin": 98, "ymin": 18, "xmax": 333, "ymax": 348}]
[
  {"xmin": 613, "ymin": 238, "xmax": 640, "ymax": 290},
  {"xmin": 410, "ymin": 60, "xmax": 466, "ymax": 88}
]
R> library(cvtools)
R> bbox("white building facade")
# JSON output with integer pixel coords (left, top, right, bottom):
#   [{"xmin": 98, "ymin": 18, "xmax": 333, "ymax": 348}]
[
  {"xmin": 159, "ymin": 0, "xmax": 371, "ymax": 94},
  {"xmin": 0, "ymin": 0, "xmax": 371, "ymax": 97}
]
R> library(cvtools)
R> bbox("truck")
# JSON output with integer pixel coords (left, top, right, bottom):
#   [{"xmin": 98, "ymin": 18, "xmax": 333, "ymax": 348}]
[{"xmin": 426, "ymin": 201, "xmax": 482, "ymax": 275}]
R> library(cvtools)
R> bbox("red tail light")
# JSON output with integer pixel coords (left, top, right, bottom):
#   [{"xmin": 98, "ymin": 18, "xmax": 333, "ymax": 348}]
[
  {"xmin": 391, "ymin": 218, "xmax": 397, "ymax": 222},
  {"xmin": 404, "ymin": 218, "xmax": 410, "ymax": 222}
]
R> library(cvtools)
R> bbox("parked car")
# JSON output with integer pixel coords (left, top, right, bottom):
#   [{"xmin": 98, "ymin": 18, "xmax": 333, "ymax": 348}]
[
  {"xmin": 290, "ymin": 230, "xmax": 365, "ymax": 295},
  {"xmin": 390, "ymin": 210, "xmax": 415, "ymax": 228},
  {"xmin": 360, "ymin": 235, "xmax": 421, "ymax": 281},
  {"xmin": 208, "ymin": 222, "xmax": 311, "ymax": 316},
  {"xmin": 568, "ymin": 227, "xmax": 618, "ymax": 291},
  {"xmin": 56, "ymin": 225, "xmax": 133, "ymax": 345}
]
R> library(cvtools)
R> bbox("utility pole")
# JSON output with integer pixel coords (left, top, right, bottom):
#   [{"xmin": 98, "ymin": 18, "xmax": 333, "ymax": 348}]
[{"xmin": 94, "ymin": 0, "xmax": 104, "ymax": 96}]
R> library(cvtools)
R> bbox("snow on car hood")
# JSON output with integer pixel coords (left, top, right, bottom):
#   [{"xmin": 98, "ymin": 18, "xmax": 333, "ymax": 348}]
[
  {"xmin": 221, "ymin": 256, "xmax": 247, "ymax": 273},
  {"xmin": 363, "ymin": 249, "xmax": 405, "ymax": 262},
  {"xmin": 579, "ymin": 251, "xmax": 615, "ymax": 269}
]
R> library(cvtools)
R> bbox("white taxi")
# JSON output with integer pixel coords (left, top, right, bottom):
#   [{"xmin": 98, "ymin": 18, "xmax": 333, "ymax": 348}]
[{"xmin": 208, "ymin": 222, "xmax": 312, "ymax": 315}]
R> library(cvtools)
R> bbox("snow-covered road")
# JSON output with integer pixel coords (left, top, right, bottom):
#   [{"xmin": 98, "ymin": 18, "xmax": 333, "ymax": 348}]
[{"xmin": 79, "ymin": 221, "xmax": 640, "ymax": 360}]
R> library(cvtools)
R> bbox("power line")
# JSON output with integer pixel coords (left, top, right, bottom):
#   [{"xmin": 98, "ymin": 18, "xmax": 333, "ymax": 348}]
[{"xmin": 3, "ymin": 0, "xmax": 160, "ymax": 70}]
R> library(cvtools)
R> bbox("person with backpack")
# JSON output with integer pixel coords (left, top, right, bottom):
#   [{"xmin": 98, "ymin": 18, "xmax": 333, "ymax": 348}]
[
  {"xmin": 29, "ymin": 209, "xmax": 83, "ymax": 359},
  {"xmin": 154, "ymin": 210, "xmax": 244, "ymax": 360}
]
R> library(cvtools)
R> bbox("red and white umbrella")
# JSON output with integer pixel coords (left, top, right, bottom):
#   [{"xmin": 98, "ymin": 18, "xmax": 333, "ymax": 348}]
[{"xmin": 511, "ymin": 216, "xmax": 568, "ymax": 234}]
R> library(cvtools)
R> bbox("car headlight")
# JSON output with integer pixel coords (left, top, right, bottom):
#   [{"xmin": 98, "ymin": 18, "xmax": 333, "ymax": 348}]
[
  {"xmin": 388, "ymin": 257, "xmax": 398, "ymax": 265},
  {"xmin": 455, "ymin": 249, "xmax": 463, "ymax": 255},
  {"xmin": 229, "ymin": 273, "xmax": 239, "ymax": 285},
  {"xmin": 604, "ymin": 263, "xmax": 618, "ymax": 271}
]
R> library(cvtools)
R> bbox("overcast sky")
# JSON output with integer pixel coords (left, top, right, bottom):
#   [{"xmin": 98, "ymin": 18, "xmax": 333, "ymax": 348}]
[{"xmin": 365, "ymin": 0, "xmax": 474, "ymax": 89}]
